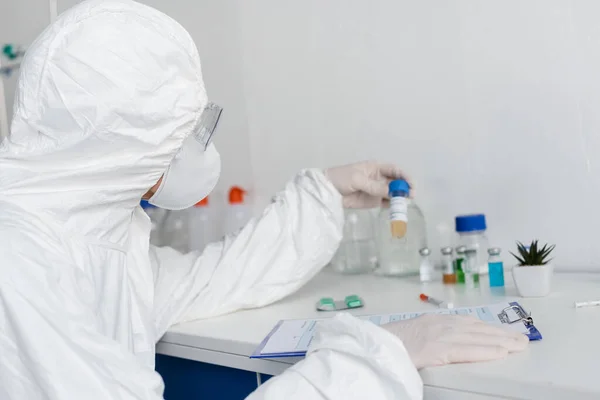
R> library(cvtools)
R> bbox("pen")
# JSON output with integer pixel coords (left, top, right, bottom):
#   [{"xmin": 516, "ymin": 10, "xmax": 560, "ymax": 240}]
[
  {"xmin": 574, "ymin": 300, "xmax": 600, "ymax": 308},
  {"xmin": 420, "ymin": 293, "xmax": 454, "ymax": 309}
]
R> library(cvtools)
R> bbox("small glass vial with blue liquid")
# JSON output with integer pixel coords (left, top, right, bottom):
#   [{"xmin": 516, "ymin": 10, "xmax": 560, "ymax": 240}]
[{"xmin": 487, "ymin": 248, "xmax": 505, "ymax": 287}]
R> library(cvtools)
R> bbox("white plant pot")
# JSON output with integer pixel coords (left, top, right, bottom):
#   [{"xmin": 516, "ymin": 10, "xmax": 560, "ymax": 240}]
[{"xmin": 511, "ymin": 264, "xmax": 553, "ymax": 297}]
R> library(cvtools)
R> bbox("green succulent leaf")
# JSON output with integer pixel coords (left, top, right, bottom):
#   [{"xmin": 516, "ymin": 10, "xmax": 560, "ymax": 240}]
[
  {"xmin": 510, "ymin": 252, "xmax": 526, "ymax": 265},
  {"xmin": 516, "ymin": 242, "xmax": 529, "ymax": 259},
  {"xmin": 512, "ymin": 240, "xmax": 555, "ymax": 266}
]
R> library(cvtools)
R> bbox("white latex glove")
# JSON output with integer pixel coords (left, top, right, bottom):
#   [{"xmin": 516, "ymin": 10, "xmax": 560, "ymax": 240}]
[
  {"xmin": 324, "ymin": 161, "xmax": 411, "ymax": 209},
  {"xmin": 382, "ymin": 314, "xmax": 529, "ymax": 369}
]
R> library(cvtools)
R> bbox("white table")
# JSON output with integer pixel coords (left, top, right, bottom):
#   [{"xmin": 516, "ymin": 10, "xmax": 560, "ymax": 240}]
[{"xmin": 157, "ymin": 270, "xmax": 600, "ymax": 399}]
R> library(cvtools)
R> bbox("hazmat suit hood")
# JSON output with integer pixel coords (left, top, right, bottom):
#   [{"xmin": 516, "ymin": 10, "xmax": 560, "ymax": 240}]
[{"xmin": 0, "ymin": 0, "xmax": 209, "ymax": 245}]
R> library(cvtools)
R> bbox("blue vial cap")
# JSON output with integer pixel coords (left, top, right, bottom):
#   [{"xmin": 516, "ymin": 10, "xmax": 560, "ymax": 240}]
[
  {"xmin": 455, "ymin": 214, "xmax": 487, "ymax": 232},
  {"xmin": 140, "ymin": 200, "xmax": 156, "ymax": 209},
  {"xmin": 388, "ymin": 179, "xmax": 410, "ymax": 195}
]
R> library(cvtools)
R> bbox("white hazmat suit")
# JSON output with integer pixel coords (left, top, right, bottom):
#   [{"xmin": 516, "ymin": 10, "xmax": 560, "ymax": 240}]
[{"xmin": 0, "ymin": 1, "xmax": 528, "ymax": 399}]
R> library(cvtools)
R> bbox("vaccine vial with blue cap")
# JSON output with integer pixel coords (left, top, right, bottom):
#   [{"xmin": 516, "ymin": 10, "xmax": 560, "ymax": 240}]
[
  {"xmin": 389, "ymin": 180, "xmax": 410, "ymax": 238},
  {"xmin": 375, "ymin": 186, "xmax": 426, "ymax": 277}
]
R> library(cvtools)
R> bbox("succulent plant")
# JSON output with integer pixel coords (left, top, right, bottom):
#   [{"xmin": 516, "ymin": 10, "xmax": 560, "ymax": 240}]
[{"xmin": 511, "ymin": 240, "xmax": 555, "ymax": 266}]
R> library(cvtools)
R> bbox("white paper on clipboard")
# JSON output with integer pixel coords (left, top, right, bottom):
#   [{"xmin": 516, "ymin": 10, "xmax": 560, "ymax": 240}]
[{"xmin": 251, "ymin": 301, "xmax": 541, "ymax": 359}]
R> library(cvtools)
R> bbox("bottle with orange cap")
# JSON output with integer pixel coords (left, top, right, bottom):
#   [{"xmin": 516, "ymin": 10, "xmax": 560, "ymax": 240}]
[
  {"xmin": 224, "ymin": 186, "xmax": 252, "ymax": 235},
  {"xmin": 188, "ymin": 196, "xmax": 214, "ymax": 252}
]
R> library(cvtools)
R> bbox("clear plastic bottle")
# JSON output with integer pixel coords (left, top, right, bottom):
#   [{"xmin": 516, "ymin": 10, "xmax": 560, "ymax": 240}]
[
  {"xmin": 455, "ymin": 214, "xmax": 490, "ymax": 275},
  {"xmin": 188, "ymin": 197, "xmax": 214, "ymax": 252},
  {"xmin": 487, "ymin": 247, "xmax": 505, "ymax": 287},
  {"xmin": 224, "ymin": 186, "xmax": 252, "ymax": 235},
  {"xmin": 441, "ymin": 247, "xmax": 456, "ymax": 284},
  {"xmin": 160, "ymin": 209, "xmax": 190, "ymax": 253},
  {"xmin": 419, "ymin": 247, "xmax": 434, "ymax": 282},
  {"xmin": 375, "ymin": 201, "xmax": 427, "ymax": 276},
  {"xmin": 330, "ymin": 208, "xmax": 378, "ymax": 274}
]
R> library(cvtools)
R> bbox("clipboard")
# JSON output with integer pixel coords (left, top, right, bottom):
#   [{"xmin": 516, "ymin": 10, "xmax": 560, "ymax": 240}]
[
  {"xmin": 251, "ymin": 301, "xmax": 541, "ymax": 359},
  {"xmin": 501, "ymin": 301, "xmax": 542, "ymax": 340}
]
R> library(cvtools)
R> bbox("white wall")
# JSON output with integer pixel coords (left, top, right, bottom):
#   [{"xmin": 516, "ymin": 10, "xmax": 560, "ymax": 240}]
[
  {"xmin": 234, "ymin": 0, "xmax": 600, "ymax": 270},
  {"xmin": 0, "ymin": 0, "xmax": 52, "ymax": 137},
  {"xmin": 3, "ymin": 1, "xmax": 599, "ymax": 269}
]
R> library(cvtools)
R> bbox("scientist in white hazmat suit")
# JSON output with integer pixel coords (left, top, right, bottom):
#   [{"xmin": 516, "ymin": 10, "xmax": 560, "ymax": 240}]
[{"xmin": 0, "ymin": 1, "xmax": 528, "ymax": 399}]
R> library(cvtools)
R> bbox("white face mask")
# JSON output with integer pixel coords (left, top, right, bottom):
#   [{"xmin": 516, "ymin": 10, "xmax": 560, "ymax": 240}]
[{"xmin": 148, "ymin": 103, "xmax": 222, "ymax": 210}]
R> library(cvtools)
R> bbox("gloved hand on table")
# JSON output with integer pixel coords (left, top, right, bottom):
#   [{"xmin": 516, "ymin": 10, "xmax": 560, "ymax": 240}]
[
  {"xmin": 325, "ymin": 161, "xmax": 412, "ymax": 208},
  {"xmin": 382, "ymin": 314, "xmax": 529, "ymax": 369}
]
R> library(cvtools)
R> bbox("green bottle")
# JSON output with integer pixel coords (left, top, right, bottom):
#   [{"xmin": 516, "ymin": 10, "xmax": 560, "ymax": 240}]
[{"xmin": 455, "ymin": 246, "xmax": 466, "ymax": 284}]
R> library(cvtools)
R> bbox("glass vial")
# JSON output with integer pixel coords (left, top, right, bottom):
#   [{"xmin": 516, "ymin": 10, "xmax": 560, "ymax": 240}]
[
  {"xmin": 454, "ymin": 246, "xmax": 466, "ymax": 284},
  {"xmin": 419, "ymin": 247, "xmax": 434, "ymax": 282},
  {"xmin": 487, "ymin": 247, "xmax": 505, "ymax": 287},
  {"xmin": 463, "ymin": 248, "xmax": 480, "ymax": 288},
  {"xmin": 441, "ymin": 247, "xmax": 456, "ymax": 284},
  {"xmin": 388, "ymin": 180, "xmax": 410, "ymax": 238}
]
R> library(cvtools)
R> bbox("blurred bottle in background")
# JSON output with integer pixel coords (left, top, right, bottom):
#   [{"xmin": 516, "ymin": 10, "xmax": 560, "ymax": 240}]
[
  {"xmin": 188, "ymin": 196, "xmax": 216, "ymax": 252},
  {"xmin": 330, "ymin": 208, "xmax": 378, "ymax": 274},
  {"xmin": 455, "ymin": 214, "xmax": 490, "ymax": 275},
  {"xmin": 224, "ymin": 186, "xmax": 252, "ymax": 235},
  {"xmin": 160, "ymin": 209, "xmax": 190, "ymax": 253}
]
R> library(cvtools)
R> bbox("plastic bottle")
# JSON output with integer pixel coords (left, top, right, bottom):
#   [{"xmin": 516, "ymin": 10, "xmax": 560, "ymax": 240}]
[
  {"xmin": 160, "ymin": 209, "xmax": 190, "ymax": 253},
  {"xmin": 487, "ymin": 247, "xmax": 505, "ymax": 287},
  {"xmin": 388, "ymin": 180, "xmax": 410, "ymax": 238},
  {"xmin": 140, "ymin": 200, "xmax": 165, "ymax": 246},
  {"xmin": 375, "ymin": 200, "xmax": 427, "ymax": 276},
  {"xmin": 188, "ymin": 197, "xmax": 214, "ymax": 252},
  {"xmin": 441, "ymin": 247, "xmax": 456, "ymax": 284},
  {"xmin": 455, "ymin": 214, "xmax": 490, "ymax": 275},
  {"xmin": 224, "ymin": 186, "xmax": 251, "ymax": 235},
  {"xmin": 330, "ymin": 209, "xmax": 378, "ymax": 274},
  {"xmin": 454, "ymin": 246, "xmax": 466, "ymax": 284},
  {"xmin": 419, "ymin": 247, "xmax": 434, "ymax": 282}
]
